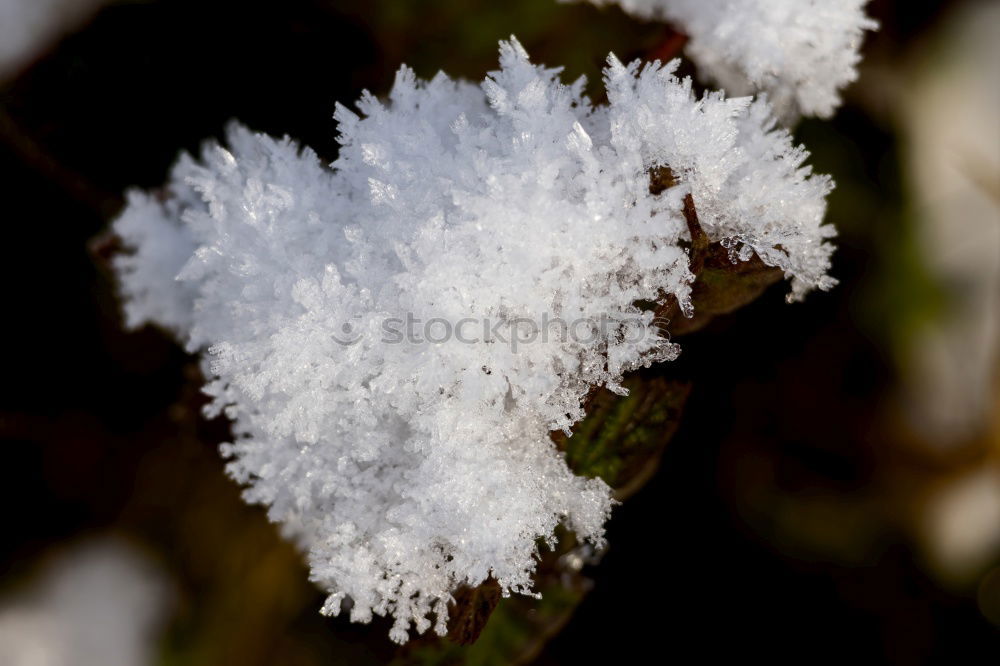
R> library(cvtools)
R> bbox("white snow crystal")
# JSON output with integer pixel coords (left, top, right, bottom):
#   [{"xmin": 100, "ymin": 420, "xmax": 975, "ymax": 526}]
[
  {"xmin": 112, "ymin": 38, "xmax": 834, "ymax": 642},
  {"xmin": 574, "ymin": 0, "xmax": 878, "ymax": 119}
]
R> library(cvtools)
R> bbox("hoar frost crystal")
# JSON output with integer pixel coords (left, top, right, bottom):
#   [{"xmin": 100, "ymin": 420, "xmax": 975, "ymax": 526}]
[{"xmin": 113, "ymin": 39, "xmax": 834, "ymax": 642}]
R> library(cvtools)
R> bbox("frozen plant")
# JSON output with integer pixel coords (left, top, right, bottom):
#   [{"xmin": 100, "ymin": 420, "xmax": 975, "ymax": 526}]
[
  {"xmin": 571, "ymin": 0, "xmax": 878, "ymax": 119},
  {"xmin": 112, "ymin": 38, "xmax": 833, "ymax": 642}
]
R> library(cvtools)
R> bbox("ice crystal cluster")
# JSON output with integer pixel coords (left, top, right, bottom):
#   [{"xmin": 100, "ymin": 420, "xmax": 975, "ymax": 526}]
[
  {"xmin": 113, "ymin": 38, "xmax": 833, "ymax": 642},
  {"xmin": 575, "ymin": 0, "xmax": 877, "ymax": 119}
]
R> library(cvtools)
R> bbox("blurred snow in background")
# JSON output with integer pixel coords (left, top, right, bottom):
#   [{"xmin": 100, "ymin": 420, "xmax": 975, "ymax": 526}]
[
  {"xmin": 899, "ymin": 0, "xmax": 1000, "ymax": 447},
  {"xmin": 0, "ymin": 539, "xmax": 170, "ymax": 666},
  {"xmin": 0, "ymin": 0, "xmax": 105, "ymax": 81}
]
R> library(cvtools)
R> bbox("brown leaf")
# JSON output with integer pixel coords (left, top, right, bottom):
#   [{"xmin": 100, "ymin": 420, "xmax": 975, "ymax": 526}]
[{"xmin": 446, "ymin": 577, "xmax": 503, "ymax": 646}]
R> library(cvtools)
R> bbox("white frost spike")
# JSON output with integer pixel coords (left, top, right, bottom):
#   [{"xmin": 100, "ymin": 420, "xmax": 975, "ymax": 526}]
[
  {"xmin": 574, "ymin": 0, "xmax": 877, "ymax": 119},
  {"xmin": 112, "ymin": 38, "xmax": 834, "ymax": 643}
]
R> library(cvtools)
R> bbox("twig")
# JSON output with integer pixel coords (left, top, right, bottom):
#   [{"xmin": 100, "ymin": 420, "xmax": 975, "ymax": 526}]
[{"xmin": 0, "ymin": 106, "xmax": 120, "ymax": 216}]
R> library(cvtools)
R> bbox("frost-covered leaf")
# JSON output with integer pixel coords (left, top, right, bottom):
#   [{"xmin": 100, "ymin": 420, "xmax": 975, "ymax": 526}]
[{"xmin": 112, "ymin": 37, "xmax": 833, "ymax": 643}]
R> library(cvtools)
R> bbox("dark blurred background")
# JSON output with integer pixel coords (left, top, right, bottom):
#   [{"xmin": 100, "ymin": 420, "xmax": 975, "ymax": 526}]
[{"xmin": 0, "ymin": 1, "xmax": 997, "ymax": 664}]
